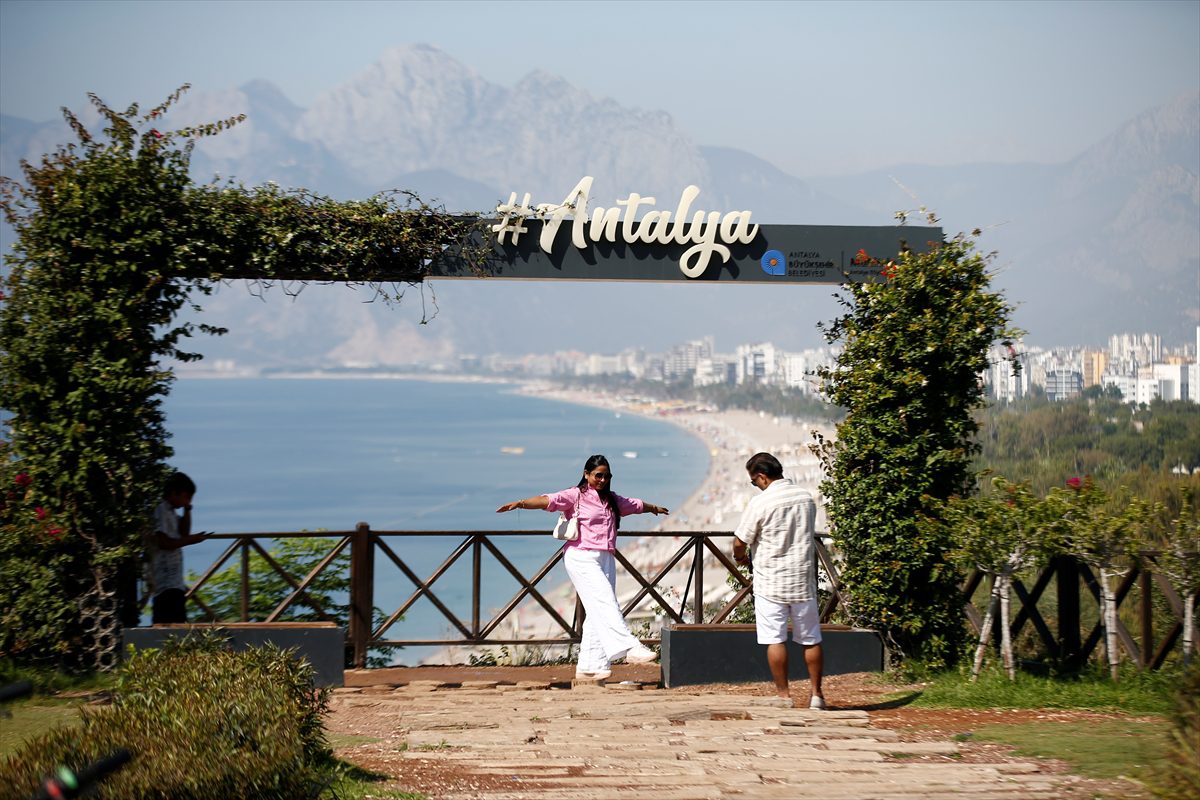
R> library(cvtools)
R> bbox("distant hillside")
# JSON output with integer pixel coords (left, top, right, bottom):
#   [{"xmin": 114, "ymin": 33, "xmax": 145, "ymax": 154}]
[
  {"xmin": 1, "ymin": 46, "xmax": 1195, "ymax": 363},
  {"xmin": 807, "ymin": 91, "xmax": 1200, "ymax": 346}
]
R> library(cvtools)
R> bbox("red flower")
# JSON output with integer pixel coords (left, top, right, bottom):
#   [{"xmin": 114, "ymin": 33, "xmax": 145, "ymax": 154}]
[
  {"xmin": 852, "ymin": 248, "xmax": 870, "ymax": 265},
  {"xmin": 14, "ymin": 473, "xmax": 31, "ymax": 488},
  {"xmin": 35, "ymin": 506, "xmax": 47, "ymax": 520},
  {"xmin": 47, "ymin": 527, "xmax": 62, "ymax": 537},
  {"xmin": 150, "ymin": 129, "xmax": 163, "ymax": 139},
  {"xmin": 1066, "ymin": 477, "xmax": 1082, "ymax": 490}
]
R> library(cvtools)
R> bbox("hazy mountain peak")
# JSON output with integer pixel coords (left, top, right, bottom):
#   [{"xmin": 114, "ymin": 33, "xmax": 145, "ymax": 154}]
[
  {"xmin": 290, "ymin": 44, "xmax": 710, "ymax": 200},
  {"xmin": 1065, "ymin": 89, "xmax": 1199, "ymax": 193},
  {"xmin": 372, "ymin": 43, "xmax": 486, "ymax": 85}
]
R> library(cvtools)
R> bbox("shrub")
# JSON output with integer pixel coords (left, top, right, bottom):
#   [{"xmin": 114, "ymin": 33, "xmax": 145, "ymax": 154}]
[
  {"xmin": 1150, "ymin": 662, "xmax": 1200, "ymax": 800},
  {"xmin": 814, "ymin": 231, "xmax": 1019, "ymax": 668},
  {"xmin": 0, "ymin": 633, "xmax": 332, "ymax": 799}
]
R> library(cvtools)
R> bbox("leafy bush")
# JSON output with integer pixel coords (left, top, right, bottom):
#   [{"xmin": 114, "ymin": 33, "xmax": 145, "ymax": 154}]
[
  {"xmin": 0, "ymin": 633, "xmax": 332, "ymax": 799},
  {"xmin": 1150, "ymin": 662, "xmax": 1200, "ymax": 800},
  {"xmin": 814, "ymin": 231, "xmax": 1020, "ymax": 668}
]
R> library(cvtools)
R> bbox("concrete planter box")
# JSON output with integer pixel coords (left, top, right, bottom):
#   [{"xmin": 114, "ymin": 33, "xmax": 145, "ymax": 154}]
[
  {"xmin": 123, "ymin": 622, "xmax": 345, "ymax": 687},
  {"xmin": 660, "ymin": 623, "xmax": 884, "ymax": 688}
]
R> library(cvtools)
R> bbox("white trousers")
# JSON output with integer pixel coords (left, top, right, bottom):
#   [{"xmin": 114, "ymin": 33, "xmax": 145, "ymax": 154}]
[{"xmin": 564, "ymin": 547, "xmax": 641, "ymax": 672}]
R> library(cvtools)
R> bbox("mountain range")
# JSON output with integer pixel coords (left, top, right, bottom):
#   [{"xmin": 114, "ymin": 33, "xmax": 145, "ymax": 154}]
[{"xmin": 1, "ymin": 44, "xmax": 1196, "ymax": 366}]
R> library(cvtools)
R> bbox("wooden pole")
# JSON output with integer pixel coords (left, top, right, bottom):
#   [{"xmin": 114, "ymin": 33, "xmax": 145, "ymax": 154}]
[{"xmin": 349, "ymin": 522, "xmax": 374, "ymax": 669}]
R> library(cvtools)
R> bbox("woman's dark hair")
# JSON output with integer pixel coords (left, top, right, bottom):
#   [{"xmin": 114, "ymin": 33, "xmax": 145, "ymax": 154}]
[{"xmin": 577, "ymin": 454, "xmax": 622, "ymax": 529}]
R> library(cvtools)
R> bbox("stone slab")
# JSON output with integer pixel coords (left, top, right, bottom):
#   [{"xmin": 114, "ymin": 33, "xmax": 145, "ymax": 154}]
[{"xmin": 123, "ymin": 623, "xmax": 344, "ymax": 686}]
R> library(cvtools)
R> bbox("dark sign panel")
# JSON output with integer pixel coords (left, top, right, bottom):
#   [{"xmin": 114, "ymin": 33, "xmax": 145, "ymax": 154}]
[
  {"xmin": 433, "ymin": 221, "xmax": 942, "ymax": 284},
  {"xmin": 429, "ymin": 178, "xmax": 940, "ymax": 284}
]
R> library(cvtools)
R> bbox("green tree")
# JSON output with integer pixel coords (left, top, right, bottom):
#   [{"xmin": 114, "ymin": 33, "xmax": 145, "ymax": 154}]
[
  {"xmin": 1052, "ymin": 478, "xmax": 1152, "ymax": 681},
  {"xmin": 813, "ymin": 229, "xmax": 1020, "ymax": 668},
  {"xmin": 0, "ymin": 88, "xmax": 483, "ymax": 667},
  {"xmin": 1152, "ymin": 489, "xmax": 1200, "ymax": 667},
  {"xmin": 0, "ymin": 90, "xmax": 235, "ymax": 668},
  {"xmin": 941, "ymin": 478, "xmax": 1064, "ymax": 680}
]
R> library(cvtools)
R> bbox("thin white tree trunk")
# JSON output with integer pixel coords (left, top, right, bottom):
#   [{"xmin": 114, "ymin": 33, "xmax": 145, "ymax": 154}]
[
  {"xmin": 999, "ymin": 572, "xmax": 1015, "ymax": 681},
  {"xmin": 1099, "ymin": 566, "xmax": 1120, "ymax": 681},
  {"xmin": 1184, "ymin": 590, "xmax": 1195, "ymax": 668},
  {"xmin": 971, "ymin": 573, "xmax": 999, "ymax": 681}
]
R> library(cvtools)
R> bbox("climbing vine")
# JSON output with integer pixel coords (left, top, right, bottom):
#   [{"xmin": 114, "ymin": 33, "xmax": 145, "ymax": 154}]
[{"xmin": 0, "ymin": 87, "xmax": 486, "ymax": 666}]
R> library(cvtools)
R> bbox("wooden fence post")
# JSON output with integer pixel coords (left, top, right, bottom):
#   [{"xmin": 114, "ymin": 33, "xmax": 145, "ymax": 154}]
[
  {"xmin": 1056, "ymin": 555, "xmax": 1081, "ymax": 668},
  {"xmin": 1140, "ymin": 559, "xmax": 1153, "ymax": 669},
  {"xmin": 240, "ymin": 540, "xmax": 250, "ymax": 621},
  {"xmin": 349, "ymin": 522, "xmax": 375, "ymax": 669}
]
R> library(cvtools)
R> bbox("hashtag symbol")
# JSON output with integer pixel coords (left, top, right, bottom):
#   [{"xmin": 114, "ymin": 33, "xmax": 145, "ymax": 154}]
[{"xmin": 493, "ymin": 192, "xmax": 532, "ymax": 245}]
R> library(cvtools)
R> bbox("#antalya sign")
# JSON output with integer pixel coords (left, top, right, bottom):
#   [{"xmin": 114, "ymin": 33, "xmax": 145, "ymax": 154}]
[{"xmin": 430, "ymin": 177, "xmax": 942, "ymax": 284}]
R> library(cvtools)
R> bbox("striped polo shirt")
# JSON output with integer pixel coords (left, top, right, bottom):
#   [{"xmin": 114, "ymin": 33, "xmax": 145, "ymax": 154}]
[{"xmin": 734, "ymin": 478, "xmax": 817, "ymax": 604}]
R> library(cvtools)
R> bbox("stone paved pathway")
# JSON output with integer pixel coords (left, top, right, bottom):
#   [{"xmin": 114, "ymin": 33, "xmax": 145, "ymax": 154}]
[{"xmin": 329, "ymin": 679, "xmax": 1081, "ymax": 799}]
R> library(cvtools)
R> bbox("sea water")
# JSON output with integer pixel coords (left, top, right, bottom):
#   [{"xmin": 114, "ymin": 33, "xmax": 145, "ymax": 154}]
[{"xmin": 163, "ymin": 377, "xmax": 709, "ymax": 663}]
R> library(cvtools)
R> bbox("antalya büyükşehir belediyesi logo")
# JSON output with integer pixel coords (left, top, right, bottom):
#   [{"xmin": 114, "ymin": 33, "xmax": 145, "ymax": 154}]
[{"xmin": 761, "ymin": 249, "xmax": 785, "ymax": 276}]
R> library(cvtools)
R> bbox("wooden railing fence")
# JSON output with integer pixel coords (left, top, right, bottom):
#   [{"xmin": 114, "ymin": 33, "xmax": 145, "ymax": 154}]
[{"xmin": 181, "ymin": 527, "xmax": 1198, "ymax": 670}]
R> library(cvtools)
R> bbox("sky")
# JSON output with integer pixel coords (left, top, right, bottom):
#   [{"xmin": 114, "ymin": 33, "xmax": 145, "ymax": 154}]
[
  {"xmin": 1, "ymin": 0, "xmax": 1197, "ymax": 359},
  {"xmin": 2, "ymin": 0, "xmax": 1198, "ymax": 178}
]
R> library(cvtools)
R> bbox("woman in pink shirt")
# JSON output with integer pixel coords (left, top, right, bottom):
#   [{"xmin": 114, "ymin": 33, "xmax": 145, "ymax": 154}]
[{"xmin": 497, "ymin": 454, "xmax": 669, "ymax": 680}]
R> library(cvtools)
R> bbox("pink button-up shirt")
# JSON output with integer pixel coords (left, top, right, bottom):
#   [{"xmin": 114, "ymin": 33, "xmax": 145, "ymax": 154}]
[{"xmin": 544, "ymin": 487, "xmax": 645, "ymax": 551}]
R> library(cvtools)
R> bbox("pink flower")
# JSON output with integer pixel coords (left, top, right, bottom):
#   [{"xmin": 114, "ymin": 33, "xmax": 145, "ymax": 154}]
[
  {"xmin": 14, "ymin": 473, "xmax": 31, "ymax": 488},
  {"xmin": 35, "ymin": 506, "xmax": 47, "ymax": 520}
]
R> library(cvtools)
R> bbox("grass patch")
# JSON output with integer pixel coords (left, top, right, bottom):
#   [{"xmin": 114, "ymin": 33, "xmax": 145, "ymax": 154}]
[
  {"xmin": 0, "ymin": 699, "xmax": 83, "ymax": 757},
  {"xmin": 0, "ymin": 658, "xmax": 115, "ymax": 695},
  {"xmin": 892, "ymin": 663, "xmax": 1175, "ymax": 713},
  {"xmin": 972, "ymin": 718, "xmax": 1169, "ymax": 781},
  {"xmin": 327, "ymin": 732, "xmax": 382, "ymax": 749},
  {"xmin": 321, "ymin": 759, "xmax": 427, "ymax": 800}
]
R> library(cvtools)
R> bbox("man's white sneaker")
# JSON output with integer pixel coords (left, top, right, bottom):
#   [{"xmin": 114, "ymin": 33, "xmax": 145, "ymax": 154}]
[
  {"xmin": 574, "ymin": 669, "xmax": 611, "ymax": 681},
  {"xmin": 625, "ymin": 644, "xmax": 658, "ymax": 664},
  {"xmin": 809, "ymin": 696, "xmax": 827, "ymax": 710}
]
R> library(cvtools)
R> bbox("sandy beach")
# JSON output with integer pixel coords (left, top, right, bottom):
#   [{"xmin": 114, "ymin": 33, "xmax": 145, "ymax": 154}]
[{"xmin": 421, "ymin": 383, "xmax": 835, "ymax": 665}]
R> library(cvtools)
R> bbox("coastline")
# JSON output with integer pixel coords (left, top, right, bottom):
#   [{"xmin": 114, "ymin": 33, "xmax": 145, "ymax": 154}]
[{"xmin": 423, "ymin": 381, "xmax": 835, "ymax": 665}]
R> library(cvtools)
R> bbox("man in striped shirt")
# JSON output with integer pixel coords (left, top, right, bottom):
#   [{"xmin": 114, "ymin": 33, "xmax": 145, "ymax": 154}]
[{"xmin": 733, "ymin": 452, "xmax": 825, "ymax": 709}]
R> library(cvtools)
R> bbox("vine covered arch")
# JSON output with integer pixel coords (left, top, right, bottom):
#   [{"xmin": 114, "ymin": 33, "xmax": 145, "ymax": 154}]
[{"xmin": 0, "ymin": 89, "xmax": 488, "ymax": 668}]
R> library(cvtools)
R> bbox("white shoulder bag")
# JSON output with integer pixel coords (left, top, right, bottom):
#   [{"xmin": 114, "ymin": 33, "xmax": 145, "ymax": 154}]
[{"xmin": 551, "ymin": 491, "xmax": 581, "ymax": 541}]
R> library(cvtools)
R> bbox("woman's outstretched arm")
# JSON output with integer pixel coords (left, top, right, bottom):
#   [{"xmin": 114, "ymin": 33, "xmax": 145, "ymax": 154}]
[{"xmin": 497, "ymin": 495, "xmax": 550, "ymax": 513}]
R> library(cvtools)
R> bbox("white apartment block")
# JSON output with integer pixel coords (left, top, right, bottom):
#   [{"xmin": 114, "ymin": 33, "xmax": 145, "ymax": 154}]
[
  {"xmin": 663, "ymin": 337, "xmax": 714, "ymax": 380},
  {"xmin": 1098, "ymin": 328, "xmax": 1198, "ymax": 405},
  {"xmin": 779, "ymin": 349, "xmax": 833, "ymax": 395},
  {"xmin": 736, "ymin": 342, "xmax": 778, "ymax": 384},
  {"xmin": 693, "ymin": 356, "xmax": 737, "ymax": 387},
  {"xmin": 1109, "ymin": 332, "xmax": 1162, "ymax": 369}
]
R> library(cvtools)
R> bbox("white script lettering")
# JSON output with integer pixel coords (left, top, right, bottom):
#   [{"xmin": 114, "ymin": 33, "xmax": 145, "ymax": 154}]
[{"xmin": 491, "ymin": 177, "xmax": 759, "ymax": 278}]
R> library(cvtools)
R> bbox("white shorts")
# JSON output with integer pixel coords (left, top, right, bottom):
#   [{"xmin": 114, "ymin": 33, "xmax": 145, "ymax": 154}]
[{"xmin": 755, "ymin": 596, "xmax": 822, "ymax": 646}]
